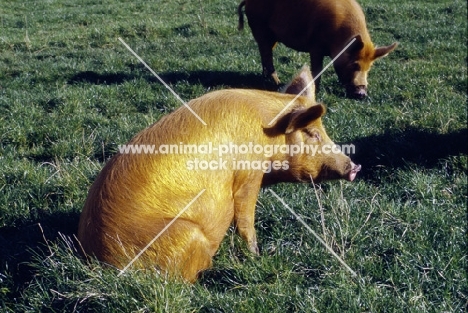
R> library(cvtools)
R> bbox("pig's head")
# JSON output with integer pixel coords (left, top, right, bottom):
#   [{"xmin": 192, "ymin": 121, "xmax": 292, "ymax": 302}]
[
  {"xmin": 283, "ymin": 104, "xmax": 361, "ymax": 182},
  {"xmin": 334, "ymin": 35, "xmax": 398, "ymax": 99},
  {"xmin": 265, "ymin": 67, "xmax": 361, "ymax": 183}
]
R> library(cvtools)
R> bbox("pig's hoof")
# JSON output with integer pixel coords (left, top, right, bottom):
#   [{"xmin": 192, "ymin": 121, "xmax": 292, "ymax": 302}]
[
  {"xmin": 271, "ymin": 72, "xmax": 281, "ymax": 85},
  {"xmin": 249, "ymin": 243, "xmax": 260, "ymax": 255}
]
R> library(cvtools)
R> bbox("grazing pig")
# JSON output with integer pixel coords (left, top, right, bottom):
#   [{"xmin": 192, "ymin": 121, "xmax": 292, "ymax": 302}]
[
  {"xmin": 77, "ymin": 67, "xmax": 361, "ymax": 282},
  {"xmin": 238, "ymin": 0, "xmax": 398, "ymax": 99}
]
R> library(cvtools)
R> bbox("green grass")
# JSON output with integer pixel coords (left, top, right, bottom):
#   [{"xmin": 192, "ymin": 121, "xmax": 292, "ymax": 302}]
[{"xmin": 1, "ymin": 0, "xmax": 466, "ymax": 311}]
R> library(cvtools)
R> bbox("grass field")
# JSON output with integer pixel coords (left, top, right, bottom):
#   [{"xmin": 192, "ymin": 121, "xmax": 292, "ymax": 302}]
[{"xmin": 1, "ymin": 0, "xmax": 467, "ymax": 312}]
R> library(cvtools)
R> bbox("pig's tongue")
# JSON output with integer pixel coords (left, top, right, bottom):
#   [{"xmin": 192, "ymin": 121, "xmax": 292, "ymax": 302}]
[{"xmin": 347, "ymin": 163, "xmax": 362, "ymax": 182}]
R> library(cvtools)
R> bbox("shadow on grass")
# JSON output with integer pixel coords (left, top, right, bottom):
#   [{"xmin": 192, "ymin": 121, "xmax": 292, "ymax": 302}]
[
  {"xmin": 0, "ymin": 211, "xmax": 81, "ymax": 290},
  {"xmin": 156, "ymin": 70, "xmax": 280, "ymax": 91},
  {"xmin": 68, "ymin": 69, "xmax": 280, "ymax": 91},
  {"xmin": 350, "ymin": 127, "xmax": 468, "ymax": 182},
  {"xmin": 68, "ymin": 71, "xmax": 134, "ymax": 85}
]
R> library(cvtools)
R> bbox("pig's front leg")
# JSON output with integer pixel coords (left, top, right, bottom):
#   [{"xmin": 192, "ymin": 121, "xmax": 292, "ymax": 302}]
[
  {"xmin": 309, "ymin": 49, "xmax": 324, "ymax": 92},
  {"xmin": 250, "ymin": 26, "xmax": 280, "ymax": 84},
  {"xmin": 233, "ymin": 172, "xmax": 263, "ymax": 255}
]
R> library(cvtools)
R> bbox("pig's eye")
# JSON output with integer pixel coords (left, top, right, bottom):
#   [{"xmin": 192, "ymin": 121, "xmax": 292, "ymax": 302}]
[
  {"xmin": 305, "ymin": 129, "xmax": 321, "ymax": 142},
  {"xmin": 351, "ymin": 62, "xmax": 360, "ymax": 71}
]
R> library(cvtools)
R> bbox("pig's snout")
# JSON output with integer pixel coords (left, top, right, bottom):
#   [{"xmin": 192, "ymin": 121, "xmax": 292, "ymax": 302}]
[
  {"xmin": 346, "ymin": 162, "xmax": 362, "ymax": 182},
  {"xmin": 347, "ymin": 85, "xmax": 367, "ymax": 99}
]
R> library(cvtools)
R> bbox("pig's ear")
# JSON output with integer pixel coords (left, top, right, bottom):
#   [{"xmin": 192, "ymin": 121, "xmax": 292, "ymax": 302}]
[
  {"xmin": 285, "ymin": 104, "xmax": 326, "ymax": 134},
  {"xmin": 348, "ymin": 34, "xmax": 365, "ymax": 54},
  {"xmin": 373, "ymin": 42, "xmax": 398, "ymax": 60},
  {"xmin": 282, "ymin": 65, "xmax": 315, "ymax": 101}
]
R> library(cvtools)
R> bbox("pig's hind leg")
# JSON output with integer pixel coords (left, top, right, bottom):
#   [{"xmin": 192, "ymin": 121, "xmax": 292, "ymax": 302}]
[{"xmin": 151, "ymin": 219, "xmax": 215, "ymax": 282}]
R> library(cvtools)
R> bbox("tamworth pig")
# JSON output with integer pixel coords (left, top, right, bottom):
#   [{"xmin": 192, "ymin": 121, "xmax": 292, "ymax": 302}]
[
  {"xmin": 77, "ymin": 67, "xmax": 361, "ymax": 282},
  {"xmin": 238, "ymin": 0, "xmax": 398, "ymax": 99}
]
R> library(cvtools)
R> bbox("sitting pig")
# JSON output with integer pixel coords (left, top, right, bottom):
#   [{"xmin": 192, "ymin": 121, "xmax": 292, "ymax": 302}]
[
  {"xmin": 238, "ymin": 0, "xmax": 398, "ymax": 99},
  {"xmin": 77, "ymin": 67, "xmax": 361, "ymax": 282}
]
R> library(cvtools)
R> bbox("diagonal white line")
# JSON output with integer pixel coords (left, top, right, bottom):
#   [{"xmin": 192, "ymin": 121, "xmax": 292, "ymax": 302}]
[
  {"xmin": 117, "ymin": 189, "xmax": 206, "ymax": 276},
  {"xmin": 118, "ymin": 37, "xmax": 207, "ymax": 126},
  {"xmin": 268, "ymin": 189, "xmax": 357, "ymax": 277},
  {"xmin": 267, "ymin": 38, "xmax": 357, "ymax": 126}
]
